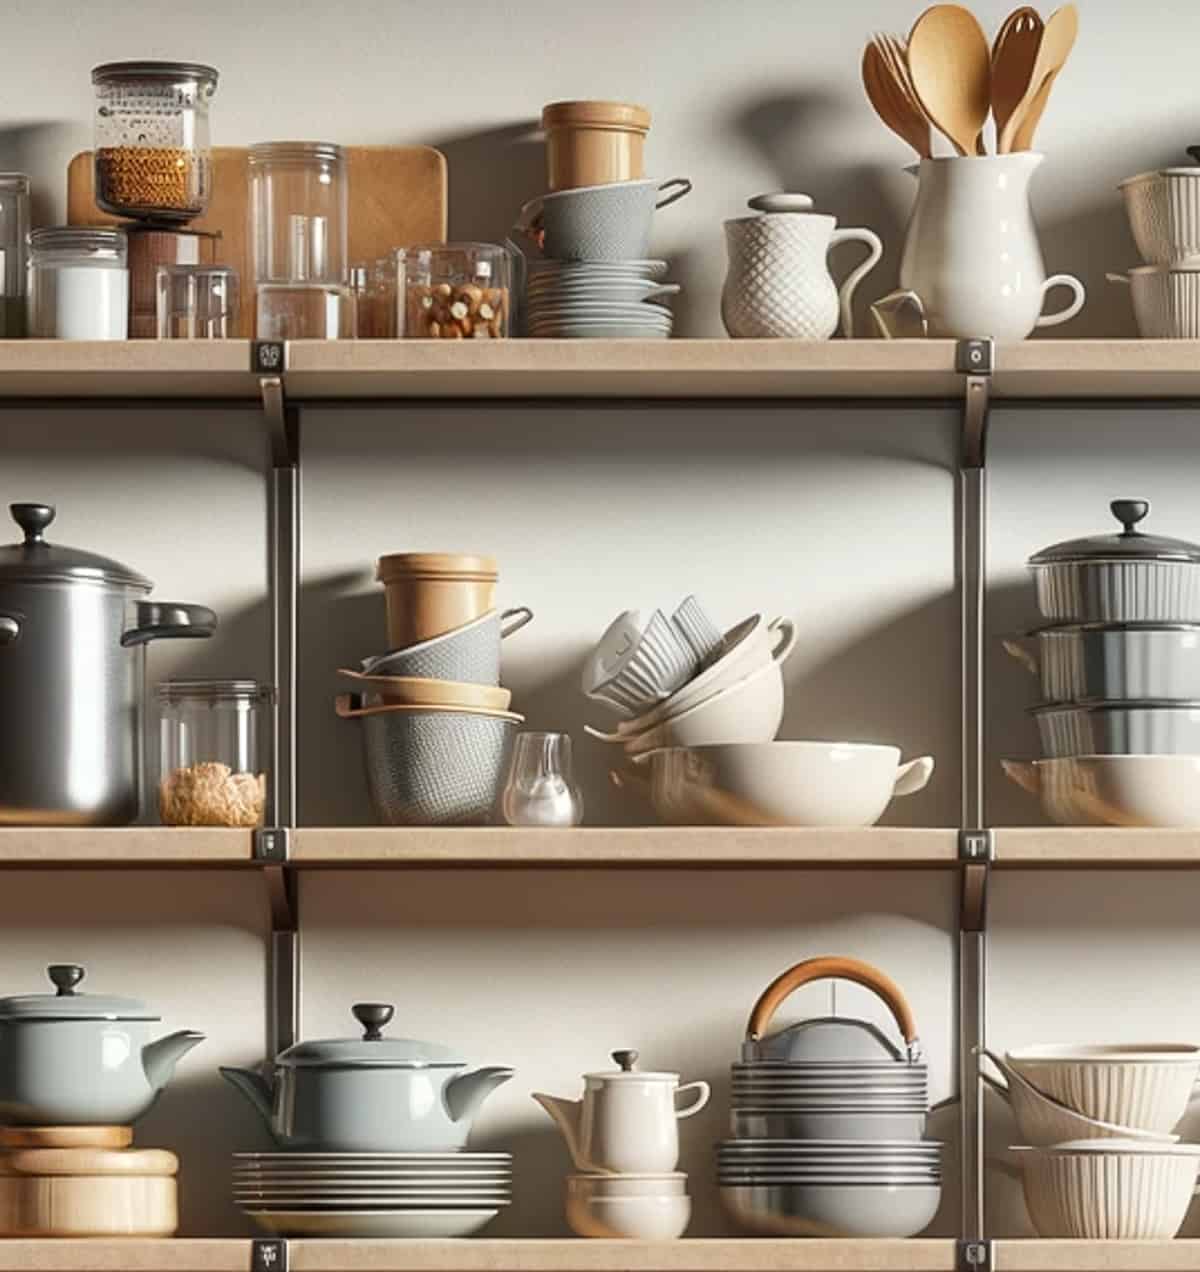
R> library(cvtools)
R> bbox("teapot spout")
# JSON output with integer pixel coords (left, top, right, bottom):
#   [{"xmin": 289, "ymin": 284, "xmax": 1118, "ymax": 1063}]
[
  {"xmin": 532, "ymin": 1092, "xmax": 588, "ymax": 1169},
  {"xmin": 142, "ymin": 1030, "xmax": 205, "ymax": 1092},
  {"xmin": 444, "ymin": 1066, "xmax": 515, "ymax": 1123},
  {"xmin": 219, "ymin": 1065, "xmax": 276, "ymax": 1125}
]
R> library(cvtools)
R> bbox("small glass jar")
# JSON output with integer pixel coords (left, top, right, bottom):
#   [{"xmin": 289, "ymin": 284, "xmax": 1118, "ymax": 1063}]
[
  {"xmin": 158, "ymin": 680, "xmax": 273, "ymax": 827},
  {"xmin": 0, "ymin": 175, "xmax": 30, "ymax": 337},
  {"xmin": 27, "ymin": 227, "xmax": 129, "ymax": 340},
  {"xmin": 397, "ymin": 243, "xmax": 511, "ymax": 339},
  {"xmin": 92, "ymin": 61, "xmax": 219, "ymax": 223},
  {"xmin": 249, "ymin": 142, "xmax": 348, "ymax": 284},
  {"xmin": 156, "ymin": 264, "xmax": 239, "ymax": 339},
  {"xmin": 350, "ymin": 258, "xmax": 397, "ymax": 338}
]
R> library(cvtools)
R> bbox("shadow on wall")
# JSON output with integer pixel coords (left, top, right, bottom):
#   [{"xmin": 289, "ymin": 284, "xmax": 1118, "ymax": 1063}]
[
  {"xmin": 427, "ymin": 122, "xmax": 545, "ymax": 244},
  {"xmin": 0, "ymin": 122, "xmax": 83, "ymax": 226}
]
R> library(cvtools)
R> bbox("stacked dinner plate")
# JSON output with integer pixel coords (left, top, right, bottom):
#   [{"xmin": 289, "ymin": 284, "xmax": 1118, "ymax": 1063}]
[
  {"xmin": 232, "ymin": 1151, "xmax": 512, "ymax": 1238},
  {"xmin": 525, "ymin": 259, "xmax": 679, "ymax": 339}
]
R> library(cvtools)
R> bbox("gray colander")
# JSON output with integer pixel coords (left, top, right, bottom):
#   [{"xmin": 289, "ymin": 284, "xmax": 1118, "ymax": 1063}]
[{"xmin": 356, "ymin": 705, "xmax": 520, "ymax": 826}]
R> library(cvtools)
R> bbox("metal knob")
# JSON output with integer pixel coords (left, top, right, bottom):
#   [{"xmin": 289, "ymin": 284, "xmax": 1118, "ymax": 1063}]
[
  {"xmin": 11, "ymin": 504, "xmax": 55, "ymax": 544},
  {"xmin": 1112, "ymin": 499, "xmax": 1150, "ymax": 535},
  {"xmin": 352, "ymin": 1002, "xmax": 394, "ymax": 1041},
  {"xmin": 48, "ymin": 964, "xmax": 84, "ymax": 996},
  {"xmin": 612, "ymin": 1049, "xmax": 639, "ymax": 1071}
]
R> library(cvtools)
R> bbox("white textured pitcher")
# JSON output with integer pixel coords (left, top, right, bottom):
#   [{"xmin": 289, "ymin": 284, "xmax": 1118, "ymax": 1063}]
[
  {"xmin": 873, "ymin": 153, "xmax": 1085, "ymax": 341},
  {"xmin": 722, "ymin": 193, "xmax": 883, "ymax": 339}
]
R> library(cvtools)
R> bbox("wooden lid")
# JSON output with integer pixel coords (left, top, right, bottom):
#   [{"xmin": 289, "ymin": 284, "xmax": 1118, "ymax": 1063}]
[
  {"xmin": 0, "ymin": 1126, "xmax": 132, "ymax": 1150},
  {"xmin": 376, "ymin": 552, "xmax": 498, "ymax": 583},
  {"xmin": 542, "ymin": 100, "xmax": 651, "ymax": 131},
  {"xmin": 0, "ymin": 1147, "xmax": 179, "ymax": 1177}
]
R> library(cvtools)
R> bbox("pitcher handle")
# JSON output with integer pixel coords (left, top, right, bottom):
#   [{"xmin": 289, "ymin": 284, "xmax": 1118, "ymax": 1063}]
[
  {"xmin": 828, "ymin": 228, "xmax": 883, "ymax": 338},
  {"xmin": 674, "ymin": 1080, "xmax": 711, "ymax": 1119},
  {"xmin": 871, "ymin": 288, "xmax": 928, "ymax": 339},
  {"xmin": 1036, "ymin": 274, "xmax": 1086, "ymax": 329}
]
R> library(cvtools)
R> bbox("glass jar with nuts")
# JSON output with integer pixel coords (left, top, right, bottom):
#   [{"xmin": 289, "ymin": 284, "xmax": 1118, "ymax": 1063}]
[{"xmin": 396, "ymin": 243, "xmax": 511, "ymax": 339}]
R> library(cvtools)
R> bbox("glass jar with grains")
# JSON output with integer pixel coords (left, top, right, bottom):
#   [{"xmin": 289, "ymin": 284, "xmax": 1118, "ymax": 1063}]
[
  {"xmin": 92, "ymin": 61, "xmax": 219, "ymax": 223},
  {"xmin": 158, "ymin": 681, "xmax": 272, "ymax": 827}
]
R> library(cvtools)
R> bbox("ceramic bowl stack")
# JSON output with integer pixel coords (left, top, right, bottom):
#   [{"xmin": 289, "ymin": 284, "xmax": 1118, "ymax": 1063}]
[
  {"xmin": 719, "ymin": 957, "xmax": 942, "ymax": 1239},
  {"xmin": 1003, "ymin": 499, "xmax": 1200, "ymax": 827},
  {"xmin": 337, "ymin": 552, "xmax": 534, "ymax": 825},
  {"xmin": 524, "ymin": 258, "xmax": 680, "ymax": 339},
  {"xmin": 232, "ymin": 1151, "xmax": 513, "ymax": 1237},
  {"xmin": 1112, "ymin": 164, "xmax": 1200, "ymax": 336},
  {"xmin": 984, "ymin": 1042, "xmax": 1200, "ymax": 1238}
]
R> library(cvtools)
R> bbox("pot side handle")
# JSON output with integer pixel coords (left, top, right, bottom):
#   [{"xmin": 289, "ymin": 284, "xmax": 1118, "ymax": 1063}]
[
  {"xmin": 0, "ymin": 612, "xmax": 20, "ymax": 646},
  {"xmin": 892, "ymin": 756, "xmax": 934, "ymax": 798},
  {"xmin": 121, "ymin": 602, "xmax": 217, "ymax": 647},
  {"xmin": 1001, "ymin": 759, "xmax": 1041, "ymax": 796}
]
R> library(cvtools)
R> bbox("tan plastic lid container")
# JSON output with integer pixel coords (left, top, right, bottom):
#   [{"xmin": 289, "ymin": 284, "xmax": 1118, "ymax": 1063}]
[{"xmin": 376, "ymin": 553, "xmax": 498, "ymax": 584}]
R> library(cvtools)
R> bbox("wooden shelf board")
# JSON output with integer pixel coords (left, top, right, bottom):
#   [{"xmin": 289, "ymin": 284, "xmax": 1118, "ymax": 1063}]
[
  {"xmin": 292, "ymin": 827, "xmax": 958, "ymax": 867},
  {"xmin": 995, "ymin": 828, "xmax": 1200, "ymax": 866},
  {"xmin": 994, "ymin": 341, "xmax": 1200, "ymax": 399},
  {"xmin": 0, "ymin": 341, "xmax": 257, "ymax": 399},
  {"xmin": 994, "ymin": 1240, "xmax": 1200, "ymax": 1271},
  {"xmin": 0, "ymin": 1240, "xmax": 248, "ymax": 1271},
  {"xmin": 0, "ymin": 828, "xmax": 256, "ymax": 866}
]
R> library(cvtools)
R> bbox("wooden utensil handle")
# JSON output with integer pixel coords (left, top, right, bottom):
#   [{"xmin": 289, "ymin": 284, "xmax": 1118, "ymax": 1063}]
[{"xmin": 746, "ymin": 955, "xmax": 919, "ymax": 1044}]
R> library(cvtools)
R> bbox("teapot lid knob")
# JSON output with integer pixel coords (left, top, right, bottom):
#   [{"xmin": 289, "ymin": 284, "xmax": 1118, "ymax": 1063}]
[
  {"xmin": 612, "ymin": 1048, "xmax": 639, "ymax": 1071},
  {"xmin": 48, "ymin": 964, "xmax": 85, "ymax": 996},
  {"xmin": 1111, "ymin": 499, "xmax": 1150, "ymax": 536},
  {"xmin": 352, "ymin": 1002, "xmax": 394, "ymax": 1041},
  {"xmin": 748, "ymin": 192, "xmax": 814, "ymax": 214},
  {"xmin": 11, "ymin": 503, "xmax": 55, "ymax": 544}
]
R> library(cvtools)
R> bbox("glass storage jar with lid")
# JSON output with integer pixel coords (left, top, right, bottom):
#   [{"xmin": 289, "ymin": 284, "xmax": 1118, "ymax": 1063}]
[
  {"xmin": 27, "ymin": 227, "xmax": 129, "ymax": 340},
  {"xmin": 0, "ymin": 175, "xmax": 30, "ymax": 337},
  {"xmin": 158, "ymin": 680, "xmax": 273, "ymax": 827},
  {"xmin": 396, "ymin": 244, "xmax": 511, "ymax": 338},
  {"xmin": 92, "ymin": 61, "xmax": 219, "ymax": 223}
]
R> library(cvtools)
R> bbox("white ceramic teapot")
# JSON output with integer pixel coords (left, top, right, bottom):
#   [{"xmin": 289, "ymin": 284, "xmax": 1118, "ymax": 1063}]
[
  {"xmin": 533, "ymin": 1049, "xmax": 710, "ymax": 1174},
  {"xmin": 872, "ymin": 154, "xmax": 1085, "ymax": 341},
  {"xmin": 721, "ymin": 193, "xmax": 883, "ymax": 340}
]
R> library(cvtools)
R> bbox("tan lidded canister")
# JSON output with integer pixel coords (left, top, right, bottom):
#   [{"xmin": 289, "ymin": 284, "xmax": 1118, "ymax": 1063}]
[
  {"xmin": 376, "ymin": 553, "xmax": 498, "ymax": 650},
  {"xmin": 542, "ymin": 100, "xmax": 651, "ymax": 191}
]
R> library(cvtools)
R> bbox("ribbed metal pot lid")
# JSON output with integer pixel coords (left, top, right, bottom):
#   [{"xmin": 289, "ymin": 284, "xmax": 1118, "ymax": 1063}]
[
  {"xmin": 1029, "ymin": 499, "xmax": 1200, "ymax": 565},
  {"xmin": 276, "ymin": 1004, "xmax": 466, "ymax": 1069},
  {"xmin": 0, "ymin": 504, "xmax": 152, "ymax": 588},
  {"xmin": 0, "ymin": 965, "xmax": 157, "ymax": 1022}
]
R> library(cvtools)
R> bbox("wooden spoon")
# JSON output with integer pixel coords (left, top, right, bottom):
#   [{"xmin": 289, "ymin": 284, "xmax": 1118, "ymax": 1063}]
[
  {"xmin": 862, "ymin": 41, "xmax": 932, "ymax": 157},
  {"xmin": 998, "ymin": 3, "xmax": 1078, "ymax": 153},
  {"xmin": 991, "ymin": 7, "xmax": 1044, "ymax": 153},
  {"xmin": 907, "ymin": 5, "xmax": 992, "ymax": 156}
]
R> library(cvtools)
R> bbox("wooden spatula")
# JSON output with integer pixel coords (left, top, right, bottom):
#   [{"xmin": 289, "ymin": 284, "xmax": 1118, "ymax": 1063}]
[
  {"xmin": 998, "ymin": 3, "xmax": 1078, "ymax": 153},
  {"xmin": 907, "ymin": 4, "xmax": 992, "ymax": 156},
  {"xmin": 991, "ymin": 7, "xmax": 1044, "ymax": 153}
]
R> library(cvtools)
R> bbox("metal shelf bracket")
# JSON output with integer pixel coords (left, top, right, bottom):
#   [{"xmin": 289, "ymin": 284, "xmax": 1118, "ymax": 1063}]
[
  {"xmin": 959, "ymin": 828, "xmax": 995, "ymax": 934},
  {"xmin": 958, "ymin": 1239, "xmax": 993, "ymax": 1272},
  {"xmin": 253, "ymin": 342, "xmax": 296, "ymax": 470},
  {"xmin": 252, "ymin": 1237, "xmax": 288, "ymax": 1272},
  {"xmin": 958, "ymin": 339, "xmax": 993, "ymax": 470}
]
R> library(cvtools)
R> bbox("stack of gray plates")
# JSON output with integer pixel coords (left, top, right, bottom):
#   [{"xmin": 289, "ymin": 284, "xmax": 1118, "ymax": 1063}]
[
  {"xmin": 525, "ymin": 260, "xmax": 679, "ymax": 339},
  {"xmin": 232, "ymin": 1151, "xmax": 512, "ymax": 1238}
]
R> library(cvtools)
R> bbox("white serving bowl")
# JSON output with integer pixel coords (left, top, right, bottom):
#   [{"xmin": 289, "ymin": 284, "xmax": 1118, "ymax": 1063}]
[
  {"xmin": 1119, "ymin": 169, "xmax": 1200, "ymax": 267},
  {"xmin": 565, "ymin": 1191, "xmax": 691, "ymax": 1239},
  {"xmin": 1108, "ymin": 265, "xmax": 1200, "ymax": 339},
  {"xmin": 1003, "ymin": 755, "xmax": 1200, "ymax": 827},
  {"xmin": 1005, "ymin": 1141, "xmax": 1200, "ymax": 1239},
  {"xmin": 1005, "ymin": 1045, "xmax": 1200, "ymax": 1133},
  {"xmin": 627, "ymin": 741, "xmax": 935, "ymax": 827}
]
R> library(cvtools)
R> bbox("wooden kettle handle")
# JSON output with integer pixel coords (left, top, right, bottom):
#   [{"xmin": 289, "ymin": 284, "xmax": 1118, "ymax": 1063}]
[{"xmin": 745, "ymin": 955, "xmax": 919, "ymax": 1045}]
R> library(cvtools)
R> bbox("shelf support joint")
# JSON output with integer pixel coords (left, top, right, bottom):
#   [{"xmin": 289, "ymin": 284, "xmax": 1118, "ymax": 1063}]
[
  {"xmin": 253, "ymin": 342, "xmax": 296, "ymax": 469},
  {"xmin": 958, "ymin": 828, "xmax": 994, "ymax": 933},
  {"xmin": 957, "ymin": 1239, "xmax": 993, "ymax": 1272},
  {"xmin": 957, "ymin": 338, "xmax": 993, "ymax": 470},
  {"xmin": 252, "ymin": 1237, "xmax": 288, "ymax": 1272}
]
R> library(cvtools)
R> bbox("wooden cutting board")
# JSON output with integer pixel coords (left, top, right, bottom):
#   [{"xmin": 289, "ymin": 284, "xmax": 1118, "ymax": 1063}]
[{"xmin": 67, "ymin": 145, "xmax": 448, "ymax": 336}]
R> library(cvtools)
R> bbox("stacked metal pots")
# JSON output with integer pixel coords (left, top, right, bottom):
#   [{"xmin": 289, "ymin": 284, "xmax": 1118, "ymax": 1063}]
[
  {"xmin": 1004, "ymin": 499, "xmax": 1200, "ymax": 826},
  {"xmin": 718, "ymin": 957, "xmax": 942, "ymax": 1238}
]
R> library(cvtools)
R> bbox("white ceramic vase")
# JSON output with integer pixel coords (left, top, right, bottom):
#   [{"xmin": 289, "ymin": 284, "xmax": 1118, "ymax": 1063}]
[
  {"xmin": 872, "ymin": 153, "xmax": 1085, "ymax": 341},
  {"xmin": 722, "ymin": 193, "xmax": 883, "ymax": 340}
]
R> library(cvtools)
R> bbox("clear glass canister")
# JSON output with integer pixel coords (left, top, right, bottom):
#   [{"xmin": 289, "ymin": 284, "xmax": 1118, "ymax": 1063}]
[
  {"xmin": 397, "ymin": 244, "xmax": 511, "ymax": 338},
  {"xmin": 0, "ymin": 175, "xmax": 30, "ymax": 337},
  {"xmin": 249, "ymin": 142, "xmax": 348, "ymax": 284},
  {"xmin": 158, "ymin": 680, "xmax": 273, "ymax": 827},
  {"xmin": 27, "ymin": 227, "xmax": 129, "ymax": 340},
  {"xmin": 92, "ymin": 61, "xmax": 218, "ymax": 223}
]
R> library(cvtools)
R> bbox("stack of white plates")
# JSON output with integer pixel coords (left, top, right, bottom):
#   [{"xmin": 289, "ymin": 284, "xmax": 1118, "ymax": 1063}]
[
  {"xmin": 525, "ymin": 260, "xmax": 678, "ymax": 339},
  {"xmin": 232, "ymin": 1151, "xmax": 512, "ymax": 1238}
]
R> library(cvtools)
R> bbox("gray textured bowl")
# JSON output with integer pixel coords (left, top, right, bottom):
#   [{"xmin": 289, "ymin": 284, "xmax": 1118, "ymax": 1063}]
[
  {"xmin": 361, "ymin": 608, "xmax": 532, "ymax": 685},
  {"xmin": 730, "ymin": 1109, "xmax": 928, "ymax": 1140},
  {"xmin": 358, "ymin": 706, "xmax": 520, "ymax": 826},
  {"xmin": 1033, "ymin": 701, "xmax": 1200, "ymax": 756},
  {"xmin": 720, "ymin": 1181, "xmax": 941, "ymax": 1238}
]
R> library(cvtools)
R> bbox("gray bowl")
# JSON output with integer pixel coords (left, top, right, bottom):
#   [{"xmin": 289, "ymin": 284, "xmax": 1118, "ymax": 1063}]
[
  {"xmin": 1033, "ymin": 700, "xmax": 1200, "ymax": 756},
  {"xmin": 720, "ymin": 1181, "xmax": 941, "ymax": 1238},
  {"xmin": 730, "ymin": 1109, "xmax": 928, "ymax": 1140},
  {"xmin": 517, "ymin": 179, "xmax": 692, "ymax": 262},
  {"xmin": 361, "ymin": 608, "xmax": 532, "ymax": 685},
  {"xmin": 358, "ymin": 706, "xmax": 519, "ymax": 826}
]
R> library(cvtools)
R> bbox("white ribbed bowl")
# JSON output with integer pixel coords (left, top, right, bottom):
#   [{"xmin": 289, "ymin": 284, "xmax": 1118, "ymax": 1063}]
[
  {"xmin": 1006, "ymin": 1046, "xmax": 1200, "ymax": 1133},
  {"xmin": 1011, "ymin": 1142, "xmax": 1200, "ymax": 1238},
  {"xmin": 1110, "ymin": 266, "xmax": 1200, "ymax": 339},
  {"xmin": 1032, "ymin": 559, "xmax": 1200, "ymax": 623},
  {"xmin": 1120, "ymin": 169, "xmax": 1200, "ymax": 266}
]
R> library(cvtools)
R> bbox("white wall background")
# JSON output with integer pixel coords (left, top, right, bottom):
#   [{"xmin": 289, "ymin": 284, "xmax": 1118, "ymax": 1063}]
[{"xmin": 3, "ymin": 0, "xmax": 1200, "ymax": 1241}]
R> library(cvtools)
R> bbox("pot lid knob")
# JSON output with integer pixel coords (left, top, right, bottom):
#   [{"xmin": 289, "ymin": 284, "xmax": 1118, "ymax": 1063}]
[
  {"xmin": 612, "ymin": 1049, "xmax": 639, "ymax": 1071},
  {"xmin": 11, "ymin": 503, "xmax": 55, "ymax": 545},
  {"xmin": 352, "ymin": 1002, "xmax": 394, "ymax": 1041},
  {"xmin": 748, "ymin": 192, "xmax": 814, "ymax": 214},
  {"xmin": 1112, "ymin": 499, "xmax": 1150, "ymax": 536},
  {"xmin": 47, "ymin": 964, "xmax": 85, "ymax": 996}
]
